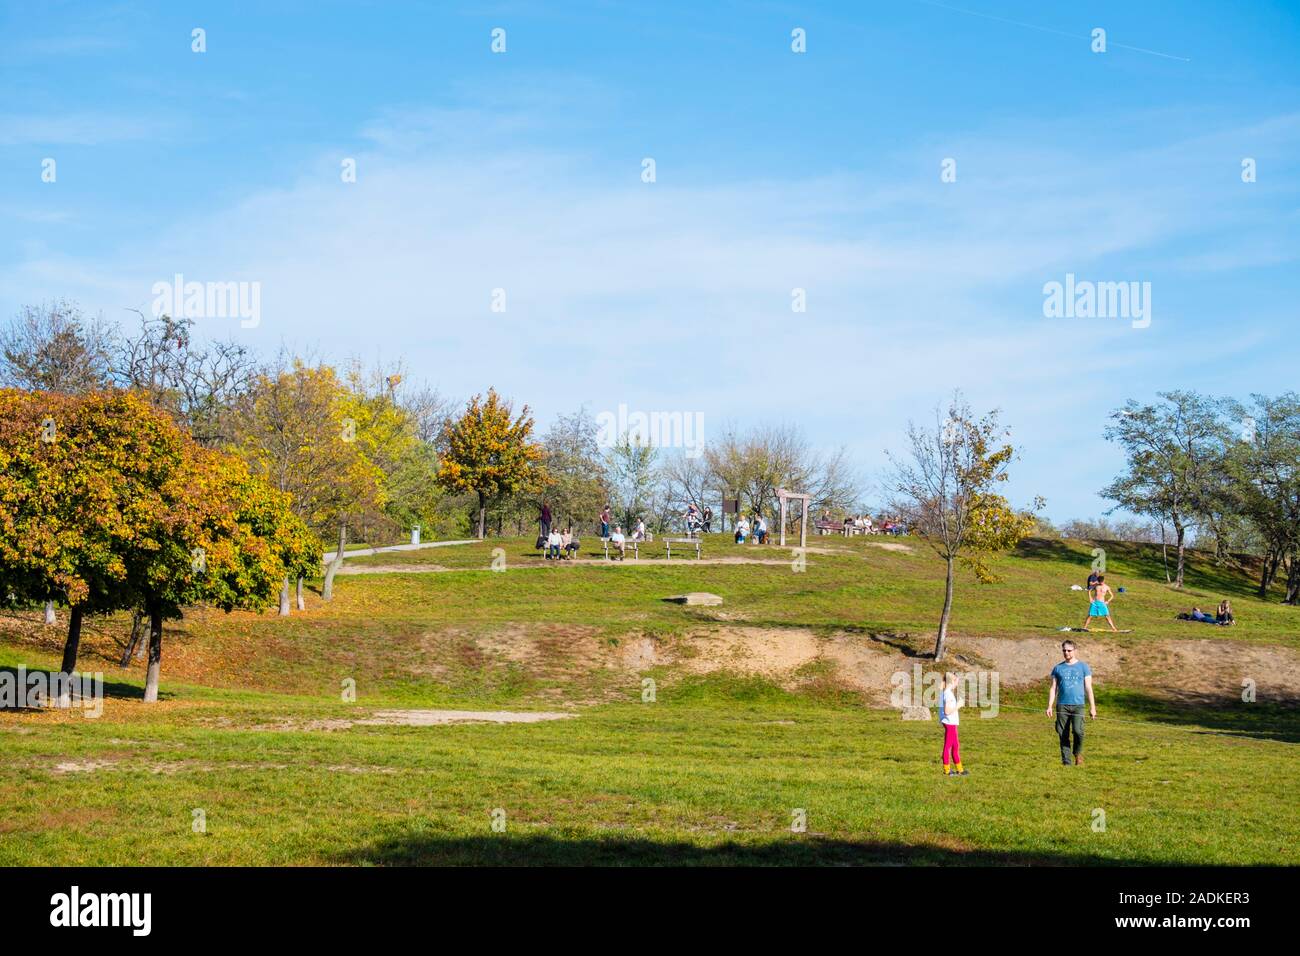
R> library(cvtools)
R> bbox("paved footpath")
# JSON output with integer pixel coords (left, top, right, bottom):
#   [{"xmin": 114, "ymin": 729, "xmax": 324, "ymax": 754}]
[{"xmin": 322, "ymin": 539, "xmax": 479, "ymax": 563}]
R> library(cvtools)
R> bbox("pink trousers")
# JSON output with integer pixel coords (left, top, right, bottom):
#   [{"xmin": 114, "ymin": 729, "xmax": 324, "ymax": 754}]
[{"xmin": 942, "ymin": 723, "xmax": 960, "ymax": 764}]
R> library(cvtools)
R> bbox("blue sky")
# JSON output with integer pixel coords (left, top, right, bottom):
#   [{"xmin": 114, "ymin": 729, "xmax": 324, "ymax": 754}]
[{"xmin": 2, "ymin": 0, "xmax": 1298, "ymax": 520}]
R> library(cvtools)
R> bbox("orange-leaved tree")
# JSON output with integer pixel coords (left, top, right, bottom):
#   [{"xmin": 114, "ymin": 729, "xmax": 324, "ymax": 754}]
[
  {"xmin": 0, "ymin": 388, "xmax": 318, "ymax": 702},
  {"xmin": 436, "ymin": 389, "xmax": 546, "ymax": 539}
]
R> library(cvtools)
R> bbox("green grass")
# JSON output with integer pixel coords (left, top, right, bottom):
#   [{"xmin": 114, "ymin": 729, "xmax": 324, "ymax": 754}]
[{"xmin": 1, "ymin": 535, "xmax": 1296, "ymax": 865}]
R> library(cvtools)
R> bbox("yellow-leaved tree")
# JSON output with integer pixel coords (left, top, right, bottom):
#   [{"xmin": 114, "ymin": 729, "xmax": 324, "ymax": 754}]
[{"xmin": 887, "ymin": 394, "xmax": 1039, "ymax": 661}]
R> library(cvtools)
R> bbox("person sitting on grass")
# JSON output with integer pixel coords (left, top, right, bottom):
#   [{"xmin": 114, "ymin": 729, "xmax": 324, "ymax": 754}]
[
  {"xmin": 753, "ymin": 513, "xmax": 767, "ymax": 544},
  {"xmin": 608, "ymin": 525, "xmax": 626, "ymax": 560},
  {"xmin": 1216, "ymin": 600, "xmax": 1235, "ymax": 625},
  {"xmin": 734, "ymin": 516, "xmax": 750, "ymax": 544},
  {"xmin": 546, "ymin": 528, "xmax": 563, "ymax": 560},
  {"xmin": 940, "ymin": 672, "xmax": 967, "ymax": 776}
]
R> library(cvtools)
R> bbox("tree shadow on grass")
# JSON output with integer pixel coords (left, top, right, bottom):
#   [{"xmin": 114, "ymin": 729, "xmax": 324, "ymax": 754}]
[
  {"xmin": 1108, "ymin": 688, "xmax": 1300, "ymax": 744},
  {"xmin": 329, "ymin": 832, "xmax": 1166, "ymax": 867},
  {"xmin": 0, "ymin": 665, "xmax": 147, "ymax": 708}
]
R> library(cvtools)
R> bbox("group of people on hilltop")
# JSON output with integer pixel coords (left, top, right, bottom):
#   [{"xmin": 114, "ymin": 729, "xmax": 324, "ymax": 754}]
[
  {"xmin": 733, "ymin": 512, "xmax": 767, "ymax": 544},
  {"xmin": 817, "ymin": 510, "xmax": 905, "ymax": 535},
  {"xmin": 543, "ymin": 526, "xmax": 580, "ymax": 560},
  {"xmin": 684, "ymin": 503, "xmax": 713, "ymax": 536}
]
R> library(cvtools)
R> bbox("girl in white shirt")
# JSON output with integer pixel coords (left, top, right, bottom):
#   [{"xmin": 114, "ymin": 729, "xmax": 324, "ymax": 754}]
[{"xmin": 940, "ymin": 672, "xmax": 967, "ymax": 776}]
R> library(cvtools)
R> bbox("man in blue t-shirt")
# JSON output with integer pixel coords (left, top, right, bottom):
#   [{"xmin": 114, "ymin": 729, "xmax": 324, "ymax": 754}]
[{"xmin": 1047, "ymin": 640, "xmax": 1097, "ymax": 766}]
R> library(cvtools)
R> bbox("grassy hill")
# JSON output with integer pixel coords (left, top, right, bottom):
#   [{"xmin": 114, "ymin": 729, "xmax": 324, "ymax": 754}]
[{"xmin": 2, "ymin": 534, "xmax": 1296, "ymax": 865}]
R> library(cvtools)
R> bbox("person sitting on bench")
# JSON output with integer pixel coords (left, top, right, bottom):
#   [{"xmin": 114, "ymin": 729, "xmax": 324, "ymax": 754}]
[
  {"xmin": 546, "ymin": 528, "xmax": 563, "ymax": 560},
  {"xmin": 753, "ymin": 514, "xmax": 768, "ymax": 544},
  {"xmin": 608, "ymin": 526, "xmax": 627, "ymax": 560},
  {"xmin": 632, "ymin": 519, "xmax": 647, "ymax": 542},
  {"xmin": 734, "ymin": 516, "xmax": 750, "ymax": 544},
  {"xmin": 561, "ymin": 527, "xmax": 578, "ymax": 559}
]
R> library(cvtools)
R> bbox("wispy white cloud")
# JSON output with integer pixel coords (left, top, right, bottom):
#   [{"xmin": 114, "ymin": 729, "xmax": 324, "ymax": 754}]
[
  {"xmin": 0, "ymin": 111, "xmax": 172, "ymax": 146},
  {"xmin": 3, "ymin": 103, "xmax": 1295, "ymax": 517}
]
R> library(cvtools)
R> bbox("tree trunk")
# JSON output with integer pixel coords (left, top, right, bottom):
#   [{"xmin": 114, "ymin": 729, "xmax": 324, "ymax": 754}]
[
  {"xmin": 57, "ymin": 606, "xmax": 84, "ymax": 707},
  {"xmin": 120, "ymin": 609, "xmax": 148, "ymax": 667},
  {"xmin": 477, "ymin": 492, "xmax": 487, "ymax": 539},
  {"xmin": 60, "ymin": 605, "xmax": 83, "ymax": 675},
  {"xmin": 296, "ymin": 576, "xmax": 305, "ymax": 611},
  {"xmin": 322, "ymin": 522, "xmax": 346, "ymax": 601},
  {"xmin": 1173, "ymin": 523, "xmax": 1186, "ymax": 589},
  {"xmin": 143, "ymin": 607, "xmax": 163, "ymax": 703},
  {"xmin": 1285, "ymin": 552, "xmax": 1300, "ymax": 606},
  {"xmin": 279, "ymin": 577, "xmax": 291, "ymax": 616},
  {"xmin": 44, "ymin": 601, "xmax": 56, "ymax": 626},
  {"xmin": 1260, "ymin": 549, "xmax": 1276, "ymax": 598},
  {"xmin": 1160, "ymin": 522, "xmax": 1171, "ymax": 584},
  {"xmin": 933, "ymin": 557, "xmax": 956, "ymax": 662}
]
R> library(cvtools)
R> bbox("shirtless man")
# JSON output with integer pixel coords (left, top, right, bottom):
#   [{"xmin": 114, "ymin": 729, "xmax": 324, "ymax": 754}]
[{"xmin": 1081, "ymin": 573, "xmax": 1118, "ymax": 632}]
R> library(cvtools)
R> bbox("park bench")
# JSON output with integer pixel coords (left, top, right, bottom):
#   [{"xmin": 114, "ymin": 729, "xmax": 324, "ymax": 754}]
[
  {"xmin": 814, "ymin": 521, "xmax": 846, "ymax": 536},
  {"xmin": 602, "ymin": 537, "xmax": 638, "ymax": 561},
  {"xmin": 664, "ymin": 537, "xmax": 702, "ymax": 560}
]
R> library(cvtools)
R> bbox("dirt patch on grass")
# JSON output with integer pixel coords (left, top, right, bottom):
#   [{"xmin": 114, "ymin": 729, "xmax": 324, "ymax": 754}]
[
  {"xmin": 338, "ymin": 563, "xmax": 449, "ymax": 574},
  {"xmin": 953, "ymin": 635, "xmax": 1300, "ymax": 701},
  {"xmin": 667, "ymin": 627, "xmax": 905, "ymax": 703}
]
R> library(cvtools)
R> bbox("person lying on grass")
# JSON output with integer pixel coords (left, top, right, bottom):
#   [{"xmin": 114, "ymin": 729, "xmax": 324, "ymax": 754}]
[
  {"xmin": 1177, "ymin": 603, "xmax": 1234, "ymax": 625},
  {"xmin": 940, "ymin": 672, "xmax": 967, "ymax": 776}
]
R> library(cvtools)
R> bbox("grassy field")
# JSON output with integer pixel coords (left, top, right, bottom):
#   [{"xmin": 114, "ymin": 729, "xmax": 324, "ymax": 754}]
[{"xmin": 2, "ymin": 534, "xmax": 1297, "ymax": 865}]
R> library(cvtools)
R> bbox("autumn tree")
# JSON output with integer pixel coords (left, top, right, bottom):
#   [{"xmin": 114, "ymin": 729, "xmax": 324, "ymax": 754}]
[
  {"xmin": 227, "ymin": 361, "xmax": 384, "ymax": 600},
  {"xmin": 436, "ymin": 389, "xmax": 545, "ymax": 539},
  {"xmin": 0, "ymin": 389, "xmax": 316, "ymax": 702},
  {"xmin": 888, "ymin": 395, "xmax": 1037, "ymax": 662}
]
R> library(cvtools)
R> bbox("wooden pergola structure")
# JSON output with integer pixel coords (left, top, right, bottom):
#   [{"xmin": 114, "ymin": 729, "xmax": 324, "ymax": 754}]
[{"xmin": 776, "ymin": 488, "xmax": 811, "ymax": 548}]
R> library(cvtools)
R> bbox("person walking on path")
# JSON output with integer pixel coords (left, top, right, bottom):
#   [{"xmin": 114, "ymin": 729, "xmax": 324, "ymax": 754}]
[{"xmin": 1047, "ymin": 640, "xmax": 1097, "ymax": 766}]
